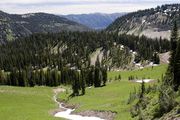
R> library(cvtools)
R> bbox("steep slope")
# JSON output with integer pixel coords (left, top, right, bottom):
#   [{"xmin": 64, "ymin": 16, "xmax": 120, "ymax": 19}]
[
  {"xmin": 0, "ymin": 11, "xmax": 89, "ymax": 43},
  {"xmin": 107, "ymin": 4, "xmax": 180, "ymax": 39},
  {"xmin": 63, "ymin": 13, "xmax": 125, "ymax": 29}
]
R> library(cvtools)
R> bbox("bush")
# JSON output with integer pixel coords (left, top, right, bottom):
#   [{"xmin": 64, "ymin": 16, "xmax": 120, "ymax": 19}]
[{"xmin": 156, "ymin": 85, "xmax": 176, "ymax": 118}]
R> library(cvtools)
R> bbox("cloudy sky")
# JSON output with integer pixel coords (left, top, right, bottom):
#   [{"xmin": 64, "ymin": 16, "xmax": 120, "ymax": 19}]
[{"xmin": 0, "ymin": 0, "xmax": 180, "ymax": 15}]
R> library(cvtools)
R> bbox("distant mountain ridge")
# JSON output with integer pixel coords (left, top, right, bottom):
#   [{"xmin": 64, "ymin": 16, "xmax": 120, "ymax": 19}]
[
  {"xmin": 107, "ymin": 4, "xmax": 180, "ymax": 39},
  {"xmin": 0, "ymin": 11, "xmax": 89, "ymax": 43},
  {"xmin": 62, "ymin": 13, "xmax": 125, "ymax": 29}
]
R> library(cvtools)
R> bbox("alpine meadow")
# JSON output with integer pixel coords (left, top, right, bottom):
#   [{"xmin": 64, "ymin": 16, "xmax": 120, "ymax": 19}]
[{"xmin": 0, "ymin": 1, "xmax": 180, "ymax": 120}]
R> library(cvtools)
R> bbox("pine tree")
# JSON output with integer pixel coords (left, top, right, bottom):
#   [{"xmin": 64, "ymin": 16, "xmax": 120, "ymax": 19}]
[
  {"xmin": 102, "ymin": 67, "xmax": 107, "ymax": 86},
  {"xmin": 174, "ymin": 38, "xmax": 180, "ymax": 91},
  {"xmin": 169, "ymin": 20, "xmax": 178, "ymax": 75},
  {"xmin": 0, "ymin": 69, "xmax": 5, "ymax": 85},
  {"xmin": 153, "ymin": 52, "xmax": 160, "ymax": 64},
  {"xmin": 158, "ymin": 85, "xmax": 176, "ymax": 117},
  {"xmin": 18, "ymin": 70, "xmax": 25, "ymax": 86},
  {"xmin": 80, "ymin": 70, "xmax": 86, "ymax": 95},
  {"xmin": 22, "ymin": 69, "xmax": 28, "ymax": 86},
  {"xmin": 94, "ymin": 56, "xmax": 101, "ymax": 87},
  {"xmin": 164, "ymin": 20, "xmax": 179, "ymax": 86},
  {"xmin": 72, "ymin": 71, "xmax": 80, "ymax": 96},
  {"xmin": 140, "ymin": 80, "xmax": 145, "ymax": 100},
  {"xmin": 46, "ymin": 68, "xmax": 51, "ymax": 86},
  {"xmin": 88, "ymin": 66, "xmax": 94, "ymax": 86},
  {"xmin": 118, "ymin": 74, "xmax": 121, "ymax": 80},
  {"xmin": 40, "ymin": 69, "xmax": 45, "ymax": 85},
  {"xmin": 53, "ymin": 69, "xmax": 59, "ymax": 86}
]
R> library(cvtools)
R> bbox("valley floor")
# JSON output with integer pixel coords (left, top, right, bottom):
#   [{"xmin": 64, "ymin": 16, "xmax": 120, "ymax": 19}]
[
  {"xmin": 59, "ymin": 64, "xmax": 168, "ymax": 120},
  {"xmin": 0, "ymin": 86, "xmax": 63, "ymax": 120},
  {"xmin": 0, "ymin": 64, "xmax": 167, "ymax": 120}
]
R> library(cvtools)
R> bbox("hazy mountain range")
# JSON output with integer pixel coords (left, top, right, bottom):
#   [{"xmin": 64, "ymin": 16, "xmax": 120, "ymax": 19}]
[{"xmin": 62, "ymin": 13, "xmax": 125, "ymax": 29}]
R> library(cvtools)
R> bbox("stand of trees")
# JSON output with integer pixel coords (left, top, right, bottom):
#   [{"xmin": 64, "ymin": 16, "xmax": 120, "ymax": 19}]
[
  {"xmin": 0, "ymin": 31, "xmax": 170, "ymax": 96},
  {"xmin": 114, "ymin": 34, "xmax": 170, "ymax": 61},
  {"xmin": 0, "ymin": 65, "xmax": 107, "ymax": 96},
  {"xmin": 71, "ymin": 62, "xmax": 107, "ymax": 96},
  {"xmin": 0, "ymin": 31, "xmax": 169, "ymax": 71},
  {"xmin": 129, "ymin": 20, "xmax": 180, "ymax": 120}
]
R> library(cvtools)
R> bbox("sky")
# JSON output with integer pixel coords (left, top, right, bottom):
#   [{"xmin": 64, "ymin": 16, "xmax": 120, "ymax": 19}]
[{"xmin": 0, "ymin": 0, "xmax": 180, "ymax": 15}]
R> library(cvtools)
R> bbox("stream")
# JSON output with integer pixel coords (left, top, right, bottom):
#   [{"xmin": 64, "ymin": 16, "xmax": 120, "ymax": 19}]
[{"xmin": 53, "ymin": 89, "xmax": 104, "ymax": 120}]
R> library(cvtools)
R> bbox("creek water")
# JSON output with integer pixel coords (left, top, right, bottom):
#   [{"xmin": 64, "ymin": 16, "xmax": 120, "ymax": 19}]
[{"xmin": 53, "ymin": 91, "xmax": 104, "ymax": 120}]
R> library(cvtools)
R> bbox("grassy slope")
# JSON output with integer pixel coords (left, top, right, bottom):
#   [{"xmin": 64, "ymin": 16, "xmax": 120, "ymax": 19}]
[
  {"xmin": 0, "ymin": 64, "xmax": 168, "ymax": 120},
  {"xmin": 108, "ymin": 64, "xmax": 168, "ymax": 81},
  {"xmin": 0, "ymin": 86, "xmax": 62, "ymax": 120},
  {"xmin": 60, "ymin": 64, "xmax": 168, "ymax": 120}
]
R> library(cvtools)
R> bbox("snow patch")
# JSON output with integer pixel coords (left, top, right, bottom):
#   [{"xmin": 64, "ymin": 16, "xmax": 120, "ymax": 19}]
[
  {"xmin": 135, "ymin": 79, "xmax": 154, "ymax": 83},
  {"xmin": 21, "ymin": 13, "xmax": 35, "ymax": 18},
  {"xmin": 142, "ymin": 19, "xmax": 146, "ymax": 24},
  {"xmin": 53, "ymin": 88, "xmax": 104, "ymax": 120}
]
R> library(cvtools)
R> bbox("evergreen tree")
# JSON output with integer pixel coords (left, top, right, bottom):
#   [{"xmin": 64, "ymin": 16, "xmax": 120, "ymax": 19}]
[
  {"xmin": 0, "ymin": 69, "xmax": 5, "ymax": 85},
  {"xmin": 164, "ymin": 20, "xmax": 179, "ymax": 86},
  {"xmin": 169, "ymin": 20, "xmax": 178, "ymax": 77},
  {"xmin": 102, "ymin": 67, "xmax": 107, "ymax": 86},
  {"xmin": 53, "ymin": 69, "xmax": 59, "ymax": 86},
  {"xmin": 40, "ymin": 69, "xmax": 45, "ymax": 85},
  {"xmin": 174, "ymin": 38, "xmax": 180, "ymax": 91},
  {"xmin": 158, "ymin": 85, "xmax": 176, "ymax": 117},
  {"xmin": 153, "ymin": 52, "xmax": 160, "ymax": 64},
  {"xmin": 46, "ymin": 68, "xmax": 51, "ymax": 86},
  {"xmin": 94, "ymin": 56, "xmax": 101, "ymax": 87},
  {"xmin": 81, "ymin": 70, "xmax": 86, "ymax": 95},
  {"xmin": 22, "ymin": 69, "xmax": 28, "ymax": 86},
  {"xmin": 140, "ymin": 80, "xmax": 145, "ymax": 100},
  {"xmin": 72, "ymin": 70, "xmax": 80, "ymax": 96},
  {"xmin": 88, "ymin": 66, "xmax": 94, "ymax": 86},
  {"xmin": 118, "ymin": 74, "xmax": 121, "ymax": 80}
]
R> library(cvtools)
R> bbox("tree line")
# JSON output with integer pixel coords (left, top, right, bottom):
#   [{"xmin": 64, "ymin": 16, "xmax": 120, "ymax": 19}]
[
  {"xmin": 0, "ymin": 60, "xmax": 107, "ymax": 96},
  {"xmin": 0, "ymin": 31, "xmax": 170, "ymax": 96}
]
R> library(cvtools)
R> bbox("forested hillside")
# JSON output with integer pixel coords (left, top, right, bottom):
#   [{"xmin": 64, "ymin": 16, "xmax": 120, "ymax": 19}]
[
  {"xmin": 128, "ymin": 21, "xmax": 180, "ymax": 120},
  {"xmin": 0, "ymin": 11, "xmax": 89, "ymax": 44},
  {"xmin": 107, "ymin": 4, "xmax": 180, "ymax": 39},
  {"xmin": 0, "ymin": 32, "xmax": 170, "ymax": 71},
  {"xmin": 0, "ymin": 31, "xmax": 170, "ymax": 92}
]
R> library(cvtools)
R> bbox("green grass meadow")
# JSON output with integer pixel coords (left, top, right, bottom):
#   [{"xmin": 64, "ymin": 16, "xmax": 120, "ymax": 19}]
[
  {"xmin": 0, "ymin": 86, "xmax": 62, "ymax": 120},
  {"xmin": 0, "ymin": 64, "xmax": 168, "ymax": 120},
  {"xmin": 108, "ymin": 64, "xmax": 168, "ymax": 81},
  {"xmin": 59, "ymin": 64, "xmax": 168, "ymax": 120}
]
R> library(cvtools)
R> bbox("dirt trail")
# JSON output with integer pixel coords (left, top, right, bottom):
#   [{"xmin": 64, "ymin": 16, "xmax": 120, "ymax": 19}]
[
  {"xmin": 53, "ymin": 88, "xmax": 65, "ymax": 94},
  {"xmin": 53, "ymin": 88, "xmax": 65, "ymax": 108}
]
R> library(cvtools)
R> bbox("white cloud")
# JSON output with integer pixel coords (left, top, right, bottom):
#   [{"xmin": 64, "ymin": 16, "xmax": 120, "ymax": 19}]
[
  {"xmin": 0, "ymin": 0, "xmax": 178, "ymax": 4},
  {"xmin": 0, "ymin": 0, "xmax": 179, "ymax": 14}
]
